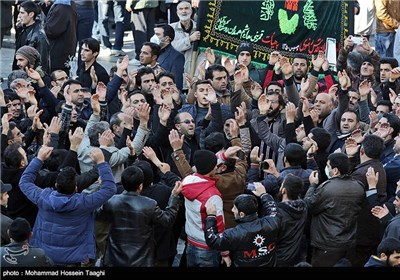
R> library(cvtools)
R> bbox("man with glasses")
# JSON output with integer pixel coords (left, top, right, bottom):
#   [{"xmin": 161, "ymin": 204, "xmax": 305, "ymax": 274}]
[{"xmin": 163, "ymin": 87, "xmax": 223, "ymax": 175}]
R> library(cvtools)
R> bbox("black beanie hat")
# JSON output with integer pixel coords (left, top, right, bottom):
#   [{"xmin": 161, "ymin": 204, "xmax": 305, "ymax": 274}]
[
  {"xmin": 194, "ymin": 149, "xmax": 217, "ymax": 175},
  {"xmin": 236, "ymin": 42, "xmax": 254, "ymax": 58},
  {"xmin": 205, "ymin": 132, "xmax": 227, "ymax": 153},
  {"xmin": 362, "ymin": 55, "xmax": 374, "ymax": 66},
  {"xmin": 310, "ymin": 127, "xmax": 331, "ymax": 152}
]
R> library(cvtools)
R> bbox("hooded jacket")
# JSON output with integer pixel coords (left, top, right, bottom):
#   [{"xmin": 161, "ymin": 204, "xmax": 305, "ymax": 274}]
[{"xmin": 181, "ymin": 173, "xmax": 224, "ymax": 249}]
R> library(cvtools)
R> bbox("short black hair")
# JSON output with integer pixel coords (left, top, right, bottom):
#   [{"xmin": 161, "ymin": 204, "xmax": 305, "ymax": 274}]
[
  {"xmin": 20, "ymin": 0, "xmax": 40, "ymax": 19},
  {"xmin": 282, "ymin": 173, "xmax": 304, "ymax": 200},
  {"xmin": 233, "ymin": 194, "xmax": 258, "ymax": 215},
  {"xmin": 61, "ymin": 79, "xmax": 82, "ymax": 92},
  {"xmin": 377, "ymin": 237, "xmax": 400, "ymax": 257},
  {"xmin": 143, "ymin": 42, "xmax": 161, "ymax": 58},
  {"xmin": 81, "ymin": 38, "xmax": 100, "ymax": 55},
  {"xmin": 362, "ymin": 134, "xmax": 385, "ymax": 159},
  {"xmin": 134, "ymin": 160, "xmax": 154, "ymax": 189},
  {"xmin": 8, "ymin": 217, "xmax": 31, "ymax": 242},
  {"xmin": 383, "ymin": 112, "xmax": 400, "ymax": 139},
  {"xmin": 4, "ymin": 143, "xmax": 24, "ymax": 168},
  {"xmin": 327, "ymin": 152, "xmax": 349, "ymax": 175},
  {"xmin": 293, "ymin": 53, "xmax": 309, "ymax": 66},
  {"xmin": 121, "ymin": 166, "xmax": 144, "ymax": 192},
  {"xmin": 376, "ymin": 100, "xmax": 392, "ymax": 113},
  {"xmin": 160, "ymin": 24, "xmax": 175, "ymax": 41},
  {"xmin": 380, "ymin": 57, "xmax": 399, "ymax": 69},
  {"xmin": 205, "ymin": 64, "xmax": 229, "ymax": 80},
  {"xmin": 44, "ymin": 149, "xmax": 69, "ymax": 172},
  {"xmin": 205, "ymin": 132, "xmax": 226, "ymax": 153},
  {"xmin": 157, "ymin": 72, "xmax": 176, "ymax": 84},
  {"xmin": 136, "ymin": 67, "xmax": 155, "ymax": 88},
  {"xmin": 56, "ymin": 167, "xmax": 77, "ymax": 195},
  {"xmin": 284, "ymin": 143, "xmax": 306, "ymax": 167}
]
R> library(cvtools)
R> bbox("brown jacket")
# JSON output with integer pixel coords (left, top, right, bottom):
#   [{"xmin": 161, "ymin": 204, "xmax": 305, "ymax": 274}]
[
  {"xmin": 374, "ymin": 0, "xmax": 400, "ymax": 33},
  {"xmin": 173, "ymin": 138, "xmax": 248, "ymax": 228}
]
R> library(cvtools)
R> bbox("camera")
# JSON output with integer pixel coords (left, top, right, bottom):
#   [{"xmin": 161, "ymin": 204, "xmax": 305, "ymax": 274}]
[
  {"xmin": 236, "ymin": 150, "xmax": 246, "ymax": 160},
  {"xmin": 352, "ymin": 36, "xmax": 363, "ymax": 45},
  {"xmin": 259, "ymin": 161, "xmax": 269, "ymax": 170}
]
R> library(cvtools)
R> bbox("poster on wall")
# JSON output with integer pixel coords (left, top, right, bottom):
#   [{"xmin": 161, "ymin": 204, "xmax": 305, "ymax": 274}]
[{"xmin": 197, "ymin": 0, "xmax": 354, "ymax": 66}]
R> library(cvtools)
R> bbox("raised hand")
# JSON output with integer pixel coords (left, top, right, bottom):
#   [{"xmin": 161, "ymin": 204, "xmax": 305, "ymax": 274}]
[
  {"xmin": 250, "ymin": 82, "xmax": 263, "ymax": 100},
  {"xmin": 351, "ymin": 128, "xmax": 364, "ymax": 144},
  {"xmin": 224, "ymin": 56, "xmax": 235, "ymax": 76},
  {"xmin": 68, "ymin": 127, "xmax": 85, "ymax": 151},
  {"xmin": 96, "ymin": 81, "xmax": 107, "ymax": 101},
  {"xmin": 366, "ymin": 166, "xmax": 379, "ymax": 190},
  {"xmin": 268, "ymin": 51, "xmax": 281, "ymax": 66},
  {"xmin": 205, "ymin": 84, "xmax": 217, "ymax": 104},
  {"xmin": 126, "ymin": 135, "xmax": 135, "ymax": 156},
  {"xmin": 142, "ymin": 146, "xmax": 160, "ymax": 164},
  {"xmin": 137, "ymin": 102, "xmax": 150, "ymax": 127},
  {"xmin": 249, "ymin": 146, "xmax": 263, "ymax": 164},
  {"xmin": 37, "ymin": 146, "xmax": 53, "ymax": 161},
  {"xmin": 158, "ymin": 104, "xmax": 172, "ymax": 125},
  {"xmin": 285, "ymin": 102, "xmax": 296, "ymax": 123},
  {"xmin": 25, "ymin": 67, "xmax": 41, "ymax": 81},
  {"xmin": 205, "ymin": 47, "xmax": 215, "ymax": 65},
  {"xmin": 371, "ymin": 205, "xmax": 389, "ymax": 219},
  {"xmin": 89, "ymin": 147, "xmax": 105, "ymax": 164},
  {"xmin": 116, "ymin": 55, "xmax": 129, "ymax": 71},
  {"xmin": 358, "ymin": 79, "xmax": 371, "ymax": 101},
  {"xmin": 48, "ymin": 116, "xmax": 62, "ymax": 135},
  {"xmin": 90, "ymin": 93, "xmax": 101, "ymax": 115},
  {"xmin": 99, "ymin": 130, "xmax": 114, "ymax": 147},
  {"xmin": 168, "ymin": 129, "xmax": 184, "ymax": 151},
  {"xmin": 235, "ymin": 106, "xmax": 246, "ymax": 126},
  {"xmin": 280, "ymin": 56, "xmax": 293, "ymax": 78},
  {"xmin": 258, "ymin": 93, "xmax": 270, "ymax": 115},
  {"xmin": 344, "ymin": 137, "xmax": 360, "ymax": 157}
]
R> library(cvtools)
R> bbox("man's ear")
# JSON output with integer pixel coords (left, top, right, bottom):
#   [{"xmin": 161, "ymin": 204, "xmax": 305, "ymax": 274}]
[{"xmin": 239, "ymin": 211, "xmax": 246, "ymax": 218}]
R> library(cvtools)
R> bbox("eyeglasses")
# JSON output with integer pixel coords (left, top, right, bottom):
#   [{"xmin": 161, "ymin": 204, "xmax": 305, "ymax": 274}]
[
  {"xmin": 267, "ymin": 89, "xmax": 281, "ymax": 95},
  {"xmin": 180, "ymin": 119, "xmax": 195, "ymax": 124}
]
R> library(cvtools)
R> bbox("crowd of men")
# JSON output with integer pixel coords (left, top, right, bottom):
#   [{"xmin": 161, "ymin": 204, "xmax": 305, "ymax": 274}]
[{"xmin": 1, "ymin": 0, "xmax": 400, "ymax": 268}]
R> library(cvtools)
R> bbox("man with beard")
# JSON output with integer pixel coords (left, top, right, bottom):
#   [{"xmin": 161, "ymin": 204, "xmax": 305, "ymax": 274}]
[
  {"xmin": 250, "ymin": 82, "xmax": 286, "ymax": 169},
  {"xmin": 375, "ymin": 58, "xmax": 399, "ymax": 102},
  {"xmin": 364, "ymin": 237, "xmax": 400, "ymax": 267},
  {"xmin": 170, "ymin": 1, "xmax": 202, "ymax": 78}
]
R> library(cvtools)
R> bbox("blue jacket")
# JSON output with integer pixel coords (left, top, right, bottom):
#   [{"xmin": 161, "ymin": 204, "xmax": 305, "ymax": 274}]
[{"xmin": 19, "ymin": 158, "xmax": 116, "ymax": 265}]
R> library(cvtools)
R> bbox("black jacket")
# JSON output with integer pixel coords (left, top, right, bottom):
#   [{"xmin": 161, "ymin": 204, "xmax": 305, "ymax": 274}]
[
  {"xmin": 97, "ymin": 191, "xmax": 180, "ymax": 267},
  {"xmin": 276, "ymin": 199, "xmax": 308, "ymax": 266},
  {"xmin": 204, "ymin": 193, "xmax": 279, "ymax": 267}
]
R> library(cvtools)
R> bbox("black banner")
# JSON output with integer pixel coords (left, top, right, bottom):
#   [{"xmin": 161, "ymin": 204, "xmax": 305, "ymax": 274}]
[{"xmin": 197, "ymin": 0, "xmax": 354, "ymax": 66}]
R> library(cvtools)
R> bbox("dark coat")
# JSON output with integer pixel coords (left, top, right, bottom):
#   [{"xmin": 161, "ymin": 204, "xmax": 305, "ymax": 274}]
[
  {"xmin": 1, "ymin": 242, "xmax": 53, "ymax": 267},
  {"xmin": 44, "ymin": 3, "xmax": 77, "ymax": 73},
  {"xmin": 158, "ymin": 44, "xmax": 185, "ymax": 90},
  {"xmin": 97, "ymin": 191, "xmax": 180, "ymax": 267},
  {"xmin": 204, "ymin": 193, "xmax": 279, "ymax": 267},
  {"xmin": 304, "ymin": 175, "xmax": 365, "ymax": 250}
]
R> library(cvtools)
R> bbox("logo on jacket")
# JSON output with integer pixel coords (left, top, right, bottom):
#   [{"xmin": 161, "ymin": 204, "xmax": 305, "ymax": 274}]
[
  {"xmin": 243, "ymin": 234, "xmax": 275, "ymax": 258},
  {"xmin": 3, "ymin": 246, "xmax": 29, "ymax": 265}
]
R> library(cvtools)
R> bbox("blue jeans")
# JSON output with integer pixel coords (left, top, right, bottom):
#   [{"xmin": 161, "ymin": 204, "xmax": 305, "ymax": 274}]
[
  {"xmin": 375, "ymin": 32, "xmax": 395, "ymax": 58},
  {"xmin": 186, "ymin": 243, "xmax": 220, "ymax": 267}
]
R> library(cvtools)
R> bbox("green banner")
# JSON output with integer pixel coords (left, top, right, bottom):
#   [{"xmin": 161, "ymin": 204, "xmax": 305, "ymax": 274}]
[{"xmin": 197, "ymin": 0, "xmax": 353, "ymax": 66}]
